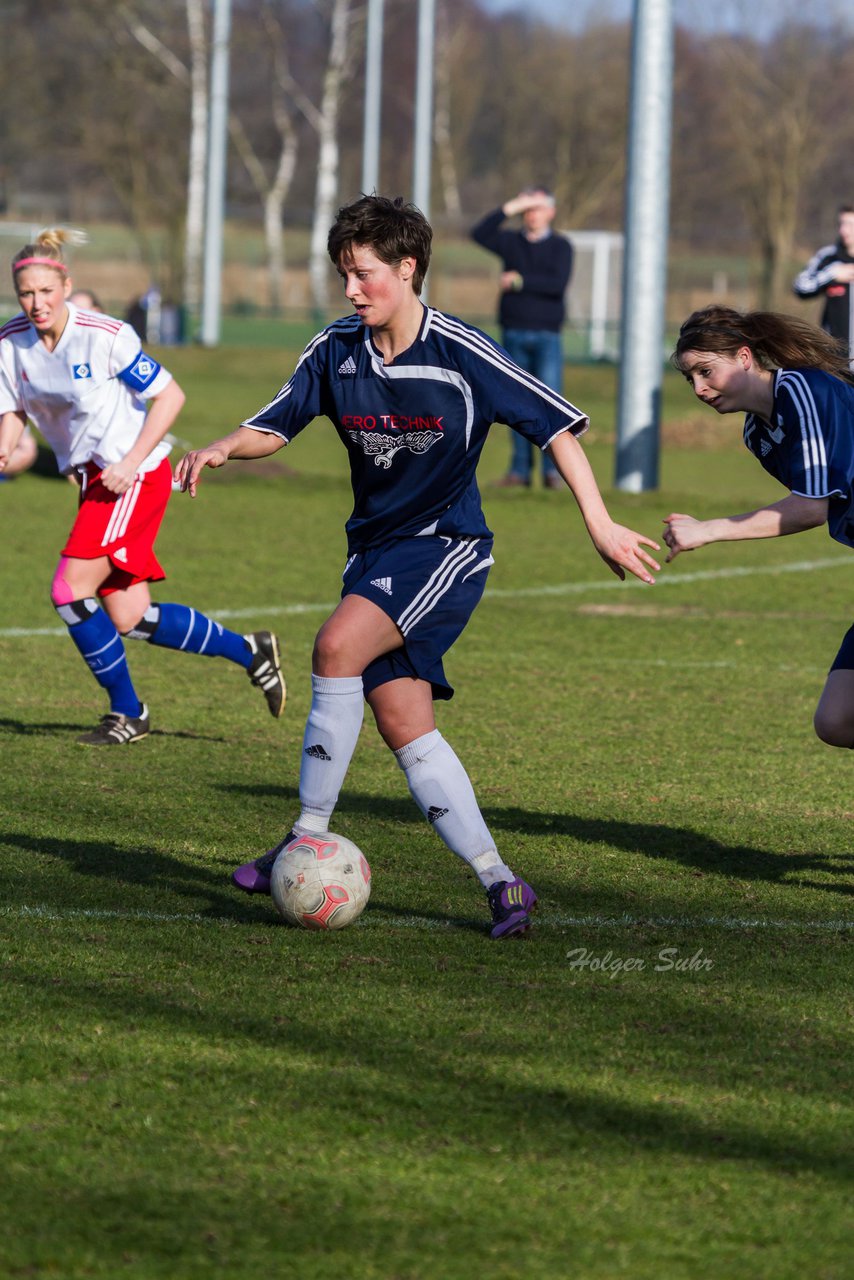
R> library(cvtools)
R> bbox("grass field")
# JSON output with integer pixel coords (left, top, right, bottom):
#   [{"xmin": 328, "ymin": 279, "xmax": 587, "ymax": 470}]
[{"xmin": 1, "ymin": 353, "xmax": 851, "ymax": 1279}]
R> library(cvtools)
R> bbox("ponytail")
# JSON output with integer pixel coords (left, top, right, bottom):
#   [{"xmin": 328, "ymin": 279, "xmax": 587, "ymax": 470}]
[
  {"xmin": 673, "ymin": 304, "xmax": 854, "ymax": 384},
  {"xmin": 12, "ymin": 227, "xmax": 86, "ymax": 279}
]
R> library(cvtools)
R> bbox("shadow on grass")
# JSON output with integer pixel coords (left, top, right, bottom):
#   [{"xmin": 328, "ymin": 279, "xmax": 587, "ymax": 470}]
[
  {"xmin": 0, "ymin": 831, "xmax": 246, "ymax": 920},
  {"xmin": 228, "ymin": 782, "xmax": 854, "ymax": 899},
  {"xmin": 235, "ymin": 778, "xmax": 854, "ymax": 901},
  {"xmin": 0, "ymin": 717, "xmax": 81, "ymax": 736},
  {"xmin": 0, "ymin": 717, "xmax": 229, "ymax": 744},
  {"xmin": 2, "ymin": 958, "xmax": 850, "ymax": 1185},
  {"xmin": 0, "ymin": 830, "xmax": 489, "ymax": 934},
  {"xmin": 6, "ymin": 788, "xmax": 851, "ymax": 939},
  {"xmin": 476, "ymin": 808, "xmax": 854, "ymax": 899}
]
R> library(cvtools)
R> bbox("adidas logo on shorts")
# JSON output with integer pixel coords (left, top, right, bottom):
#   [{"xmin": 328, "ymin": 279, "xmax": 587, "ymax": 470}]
[
  {"xmin": 370, "ymin": 576, "xmax": 392, "ymax": 595},
  {"xmin": 338, "ymin": 355, "xmax": 358, "ymax": 376}
]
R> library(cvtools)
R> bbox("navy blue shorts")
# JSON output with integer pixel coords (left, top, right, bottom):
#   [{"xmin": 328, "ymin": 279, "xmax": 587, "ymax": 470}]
[
  {"xmin": 342, "ymin": 535, "xmax": 495, "ymax": 700},
  {"xmin": 830, "ymin": 623, "xmax": 854, "ymax": 671}
]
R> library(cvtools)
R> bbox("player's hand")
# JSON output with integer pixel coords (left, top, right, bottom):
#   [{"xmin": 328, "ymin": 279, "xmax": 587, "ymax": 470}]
[
  {"xmin": 99, "ymin": 458, "xmax": 137, "ymax": 494},
  {"xmin": 662, "ymin": 512, "xmax": 709, "ymax": 561},
  {"xmin": 593, "ymin": 522, "xmax": 660, "ymax": 584},
  {"xmin": 504, "ymin": 191, "xmax": 550, "ymax": 217},
  {"xmin": 174, "ymin": 445, "xmax": 230, "ymax": 497}
]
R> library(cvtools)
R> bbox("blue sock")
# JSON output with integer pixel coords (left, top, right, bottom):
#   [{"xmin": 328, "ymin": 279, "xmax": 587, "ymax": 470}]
[
  {"xmin": 57, "ymin": 599, "xmax": 141, "ymax": 717},
  {"xmin": 130, "ymin": 603, "xmax": 251, "ymax": 666}
]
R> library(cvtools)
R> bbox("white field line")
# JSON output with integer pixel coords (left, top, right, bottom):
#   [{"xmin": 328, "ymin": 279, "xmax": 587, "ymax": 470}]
[
  {"xmin": 2, "ymin": 904, "xmax": 851, "ymax": 932},
  {"xmin": 1, "ymin": 554, "xmax": 851, "ymax": 639}
]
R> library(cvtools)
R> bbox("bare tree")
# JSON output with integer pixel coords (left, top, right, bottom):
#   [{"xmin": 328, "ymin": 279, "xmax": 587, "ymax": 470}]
[
  {"xmin": 545, "ymin": 22, "xmax": 631, "ymax": 228},
  {"xmin": 229, "ymin": 4, "xmax": 300, "ymax": 313},
  {"xmin": 708, "ymin": 26, "xmax": 834, "ymax": 308},
  {"xmin": 7, "ymin": 0, "xmax": 854, "ymax": 328},
  {"xmin": 74, "ymin": 4, "xmax": 190, "ymax": 297},
  {"xmin": 182, "ymin": 0, "xmax": 208, "ymax": 321},
  {"xmin": 309, "ymin": 0, "xmax": 354, "ymax": 319},
  {"xmin": 433, "ymin": 0, "xmax": 461, "ymax": 219},
  {"xmin": 126, "ymin": 0, "xmax": 207, "ymax": 320},
  {"xmin": 446, "ymin": 10, "xmax": 629, "ymax": 226}
]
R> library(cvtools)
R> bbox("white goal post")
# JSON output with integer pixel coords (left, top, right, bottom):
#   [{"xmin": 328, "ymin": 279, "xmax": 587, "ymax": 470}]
[{"xmin": 561, "ymin": 229, "xmax": 624, "ymax": 361}]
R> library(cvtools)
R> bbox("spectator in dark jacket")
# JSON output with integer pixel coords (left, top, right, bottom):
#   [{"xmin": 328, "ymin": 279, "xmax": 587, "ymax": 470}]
[
  {"xmin": 471, "ymin": 188, "xmax": 573, "ymax": 488},
  {"xmin": 793, "ymin": 206, "xmax": 854, "ymax": 367}
]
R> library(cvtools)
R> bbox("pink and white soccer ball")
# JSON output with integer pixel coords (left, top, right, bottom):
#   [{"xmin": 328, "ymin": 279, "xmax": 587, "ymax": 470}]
[{"xmin": 270, "ymin": 832, "xmax": 371, "ymax": 930}]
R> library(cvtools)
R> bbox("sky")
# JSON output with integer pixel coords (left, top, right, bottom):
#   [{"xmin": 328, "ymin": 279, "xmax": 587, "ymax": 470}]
[
  {"xmin": 478, "ymin": 0, "xmax": 853, "ymax": 36},
  {"xmin": 480, "ymin": 0, "xmax": 630, "ymax": 31}
]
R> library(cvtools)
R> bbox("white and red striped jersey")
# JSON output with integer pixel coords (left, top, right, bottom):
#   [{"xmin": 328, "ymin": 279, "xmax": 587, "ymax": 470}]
[{"xmin": 0, "ymin": 302, "xmax": 173, "ymax": 475}]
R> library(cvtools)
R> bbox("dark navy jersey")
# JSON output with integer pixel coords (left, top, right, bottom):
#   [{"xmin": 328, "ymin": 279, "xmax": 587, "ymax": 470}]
[
  {"xmin": 744, "ymin": 367, "xmax": 854, "ymax": 548},
  {"xmin": 792, "ymin": 241, "xmax": 854, "ymax": 353},
  {"xmin": 242, "ymin": 305, "xmax": 588, "ymax": 550}
]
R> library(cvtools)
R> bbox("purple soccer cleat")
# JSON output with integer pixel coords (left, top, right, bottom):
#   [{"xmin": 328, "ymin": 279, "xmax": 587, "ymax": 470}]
[
  {"xmin": 232, "ymin": 830, "xmax": 297, "ymax": 895},
  {"xmin": 486, "ymin": 877, "xmax": 538, "ymax": 940}
]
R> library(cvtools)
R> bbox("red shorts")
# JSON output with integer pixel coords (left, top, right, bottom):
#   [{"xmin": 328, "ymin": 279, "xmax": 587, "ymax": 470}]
[{"xmin": 62, "ymin": 458, "xmax": 171, "ymax": 596}]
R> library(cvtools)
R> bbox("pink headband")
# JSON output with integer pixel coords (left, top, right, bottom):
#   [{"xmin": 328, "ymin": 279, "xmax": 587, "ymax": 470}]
[{"xmin": 13, "ymin": 256, "xmax": 68, "ymax": 273}]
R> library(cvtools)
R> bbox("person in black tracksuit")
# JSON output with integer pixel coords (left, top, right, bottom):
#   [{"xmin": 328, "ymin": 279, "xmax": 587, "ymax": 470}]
[
  {"xmin": 471, "ymin": 188, "xmax": 573, "ymax": 488},
  {"xmin": 793, "ymin": 206, "xmax": 854, "ymax": 367}
]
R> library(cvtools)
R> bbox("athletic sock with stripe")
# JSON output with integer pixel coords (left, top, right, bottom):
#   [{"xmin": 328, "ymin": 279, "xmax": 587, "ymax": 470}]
[
  {"xmin": 126, "ymin": 602, "xmax": 251, "ymax": 665},
  {"xmin": 56, "ymin": 597, "xmax": 141, "ymax": 716}
]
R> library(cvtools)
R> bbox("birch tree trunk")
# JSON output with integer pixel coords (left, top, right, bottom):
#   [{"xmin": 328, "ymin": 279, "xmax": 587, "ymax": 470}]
[
  {"xmin": 230, "ymin": 113, "xmax": 298, "ymax": 314},
  {"xmin": 309, "ymin": 0, "xmax": 351, "ymax": 321},
  {"xmin": 183, "ymin": 0, "xmax": 208, "ymax": 322},
  {"xmin": 434, "ymin": 1, "xmax": 461, "ymax": 219},
  {"xmin": 126, "ymin": 2, "xmax": 207, "ymax": 319},
  {"xmin": 263, "ymin": 136, "xmax": 297, "ymax": 313}
]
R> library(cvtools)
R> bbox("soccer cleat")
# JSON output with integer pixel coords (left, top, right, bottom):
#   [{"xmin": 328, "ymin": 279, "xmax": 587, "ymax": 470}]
[
  {"xmin": 77, "ymin": 704, "xmax": 150, "ymax": 746},
  {"xmin": 232, "ymin": 829, "xmax": 297, "ymax": 895},
  {"xmin": 245, "ymin": 631, "xmax": 286, "ymax": 718},
  {"xmin": 487, "ymin": 877, "xmax": 538, "ymax": 940}
]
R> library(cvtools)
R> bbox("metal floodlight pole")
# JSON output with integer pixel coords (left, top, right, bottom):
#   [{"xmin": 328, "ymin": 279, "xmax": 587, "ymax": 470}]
[
  {"xmin": 361, "ymin": 0, "xmax": 385, "ymax": 194},
  {"xmin": 200, "ymin": 0, "xmax": 232, "ymax": 347},
  {"xmin": 614, "ymin": 0, "xmax": 674, "ymax": 492},
  {"xmin": 412, "ymin": 0, "xmax": 435, "ymax": 301}
]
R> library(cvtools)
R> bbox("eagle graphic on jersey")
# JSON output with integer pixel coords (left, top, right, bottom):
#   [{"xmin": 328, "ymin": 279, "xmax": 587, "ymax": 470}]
[{"xmin": 347, "ymin": 426, "xmax": 443, "ymax": 467}]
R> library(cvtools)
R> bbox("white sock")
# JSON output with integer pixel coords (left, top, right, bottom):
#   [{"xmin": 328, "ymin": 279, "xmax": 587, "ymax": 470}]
[
  {"xmin": 394, "ymin": 730, "xmax": 514, "ymax": 888},
  {"xmin": 298, "ymin": 674, "xmax": 364, "ymax": 829}
]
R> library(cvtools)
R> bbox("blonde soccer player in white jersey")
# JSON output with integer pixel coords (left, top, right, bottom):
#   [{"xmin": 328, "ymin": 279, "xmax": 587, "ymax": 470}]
[{"xmin": 0, "ymin": 228, "xmax": 286, "ymax": 745}]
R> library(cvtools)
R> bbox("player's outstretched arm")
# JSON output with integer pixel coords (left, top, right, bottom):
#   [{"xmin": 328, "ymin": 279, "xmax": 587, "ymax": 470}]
[
  {"xmin": 547, "ymin": 431, "xmax": 660, "ymax": 584},
  {"xmin": 175, "ymin": 426, "xmax": 284, "ymax": 497},
  {"xmin": 663, "ymin": 494, "xmax": 828, "ymax": 562}
]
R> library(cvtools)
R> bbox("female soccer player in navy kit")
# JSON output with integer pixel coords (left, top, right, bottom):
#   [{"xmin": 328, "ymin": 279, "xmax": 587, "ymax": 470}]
[
  {"xmin": 666, "ymin": 303, "xmax": 854, "ymax": 749},
  {"xmin": 177, "ymin": 196, "xmax": 660, "ymax": 939},
  {"xmin": 0, "ymin": 229, "xmax": 285, "ymax": 745}
]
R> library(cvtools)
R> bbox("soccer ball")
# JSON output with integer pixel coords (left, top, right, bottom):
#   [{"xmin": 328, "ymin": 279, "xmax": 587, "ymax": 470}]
[{"xmin": 270, "ymin": 832, "xmax": 371, "ymax": 930}]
